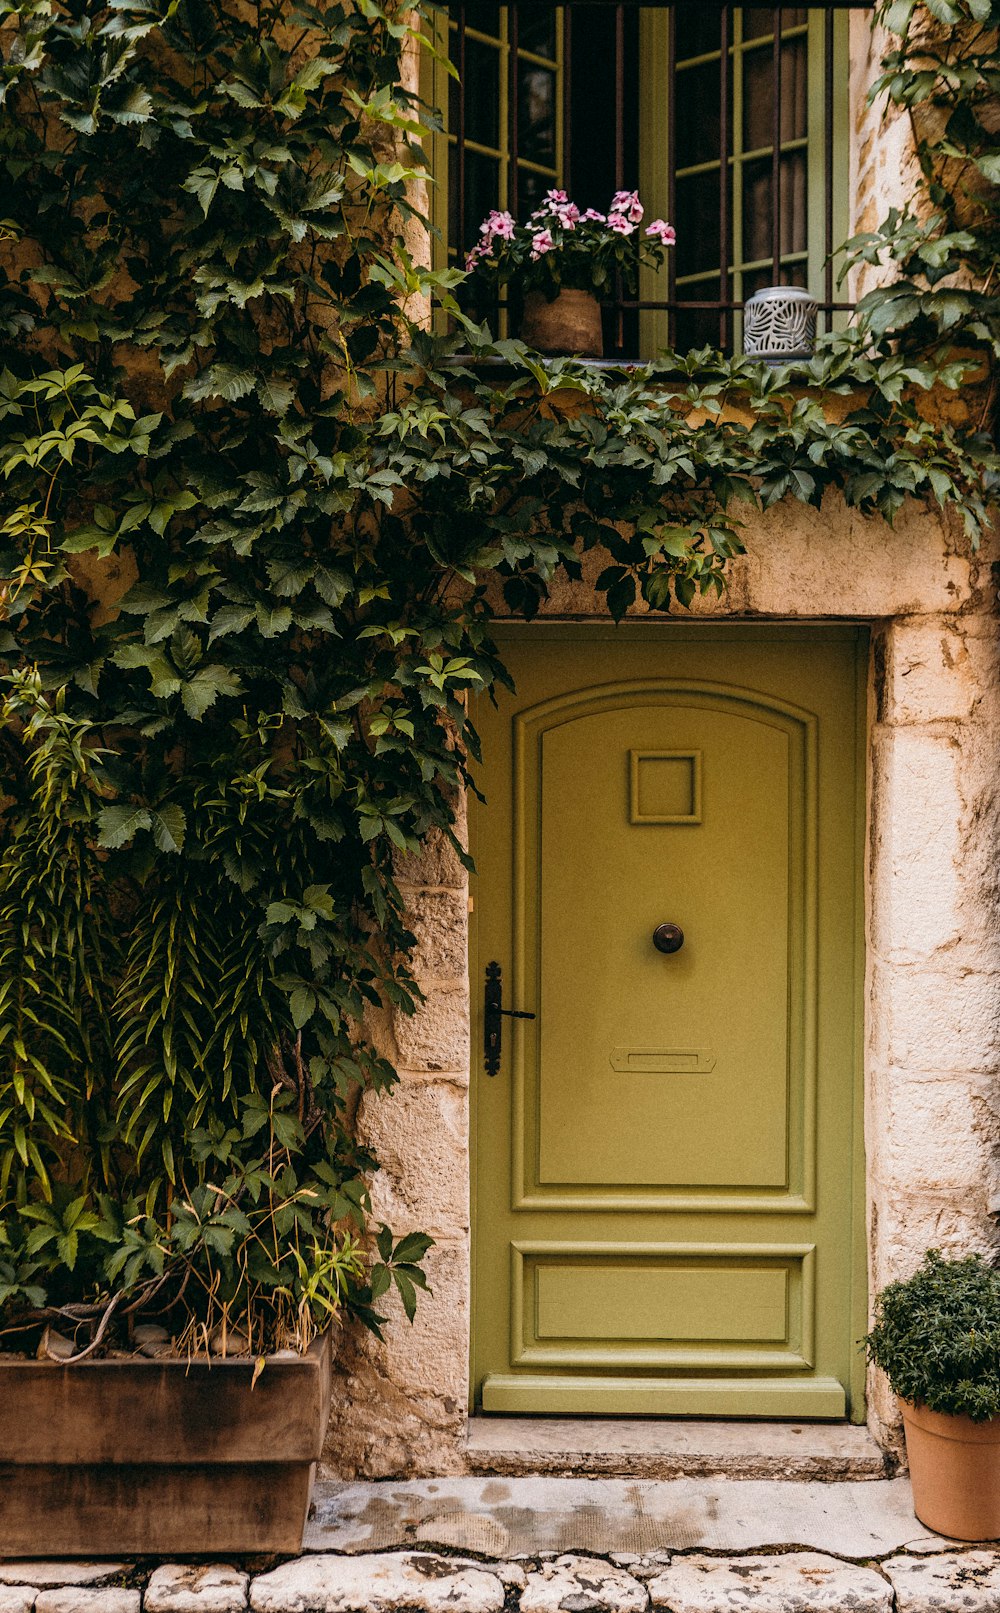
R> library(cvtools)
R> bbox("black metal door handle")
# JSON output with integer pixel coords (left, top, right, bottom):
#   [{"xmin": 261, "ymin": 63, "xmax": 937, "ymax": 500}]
[
  {"xmin": 653, "ymin": 922, "xmax": 684, "ymax": 954},
  {"xmin": 484, "ymin": 961, "xmax": 535, "ymax": 1076}
]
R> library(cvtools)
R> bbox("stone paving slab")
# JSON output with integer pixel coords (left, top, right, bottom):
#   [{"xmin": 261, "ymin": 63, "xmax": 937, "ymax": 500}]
[
  {"xmin": 0, "ymin": 1572, "xmax": 130, "ymax": 1591},
  {"xmin": 304, "ymin": 1477, "xmax": 950, "ymax": 1559},
  {"xmin": 34, "ymin": 1594, "xmax": 140, "ymax": 1613},
  {"xmin": 0, "ymin": 1591, "xmax": 34, "ymax": 1613},
  {"xmin": 6, "ymin": 1544, "xmax": 1000, "ymax": 1613},
  {"xmin": 648, "ymin": 1553, "xmax": 891, "ymax": 1612},
  {"xmin": 521, "ymin": 1556, "xmax": 649, "ymax": 1613},
  {"xmin": 144, "ymin": 1567, "xmax": 249, "ymax": 1613},
  {"xmin": 885, "ymin": 1551, "xmax": 1000, "ymax": 1611},
  {"xmin": 249, "ymin": 1552, "xmax": 505, "ymax": 1613}
]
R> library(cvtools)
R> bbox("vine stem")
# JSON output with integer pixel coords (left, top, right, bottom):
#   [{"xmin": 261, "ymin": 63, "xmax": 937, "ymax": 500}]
[{"xmin": 41, "ymin": 1288, "xmax": 125, "ymax": 1364}]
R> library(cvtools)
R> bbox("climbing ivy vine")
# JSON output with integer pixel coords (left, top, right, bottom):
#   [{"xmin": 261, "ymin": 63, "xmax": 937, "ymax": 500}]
[{"xmin": 0, "ymin": 0, "xmax": 995, "ymax": 1354}]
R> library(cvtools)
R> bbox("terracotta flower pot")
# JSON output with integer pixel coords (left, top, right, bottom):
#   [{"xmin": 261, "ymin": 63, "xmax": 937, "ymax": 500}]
[
  {"xmin": 520, "ymin": 288, "xmax": 603, "ymax": 358},
  {"xmin": 901, "ymin": 1398, "xmax": 1000, "ymax": 1540},
  {"xmin": 0, "ymin": 1329, "xmax": 334, "ymax": 1555}
]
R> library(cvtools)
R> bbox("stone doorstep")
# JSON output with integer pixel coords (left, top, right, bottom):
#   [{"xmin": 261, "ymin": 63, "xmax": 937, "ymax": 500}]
[
  {"xmin": 303, "ymin": 1475, "xmax": 938, "ymax": 1558},
  {"xmin": 5, "ymin": 1551, "xmax": 1000, "ymax": 1613},
  {"xmin": 464, "ymin": 1417, "xmax": 893, "ymax": 1481}
]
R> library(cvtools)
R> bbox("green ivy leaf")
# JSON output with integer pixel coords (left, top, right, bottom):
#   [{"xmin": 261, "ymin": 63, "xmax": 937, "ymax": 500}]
[{"xmin": 97, "ymin": 804, "xmax": 152, "ymax": 849}]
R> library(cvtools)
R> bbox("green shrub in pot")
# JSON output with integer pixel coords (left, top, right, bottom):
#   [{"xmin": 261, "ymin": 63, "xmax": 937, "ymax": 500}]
[
  {"xmin": 866, "ymin": 1249, "xmax": 1000, "ymax": 1540},
  {"xmin": 865, "ymin": 1249, "xmax": 1000, "ymax": 1420}
]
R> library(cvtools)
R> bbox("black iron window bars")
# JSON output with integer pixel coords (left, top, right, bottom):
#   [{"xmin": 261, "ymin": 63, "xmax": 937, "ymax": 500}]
[{"xmin": 444, "ymin": 1, "xmax": 869, "ymax": 357}]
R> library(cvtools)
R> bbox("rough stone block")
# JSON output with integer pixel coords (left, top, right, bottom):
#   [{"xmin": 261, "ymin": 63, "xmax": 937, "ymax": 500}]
[
  {"xmin": 867, "ymin": 1069, "xmax": 1000, "ymax": 1192},
  {"xmin": 869, "ymin": 1190, "xmax": 999, "ymax": 1292},
  {"xmin": 868, "ymin": 723, "xmax": 1000, "ymax": 969},
  {"xmin": 886, "ymin": 1552, "xmax": 1000, "ymax": 1611},
  {"xmin": 0, "ymin": 1574, "xmax": 128, "ymax": 1592},
  {"xmin": 408, "ymin": 890, "xmax": 468, "ymax": 983},
  {"xmin": 879, "ymin": 618, "xmax": 1000, "ymax": 726},
  {"xmin": 868, "ymin": 729, "xmax": 963, "ymax": 962},
  {"xmin": 34, "ymin": 1595, "xmax": 139, "ymax": 1613},
  {"xmin": 521, "ymin": 1556, "xmax": 648, "ymax": 1613},
  {"xmin": 0, "ymin": 1592, "xmax": 33, "ymax": 1613},
  {"xmin": 394, "ymin": 819, "xmax": 468, "ymax": 890},
  {"xmin": 731, "ymin": 498, "xmax": 972, "ymax": 620},
  {"xmin": 647, "ymin": 1552, "xmax": 891, "ymax": 1613},
  {"xmin": 868, "ymin": 960, "xmax": 1000, "ymax": 1075},
  {"xmin": 360, "ymin": 1082, "xmax": 470, "ymax": 1234},
  {"xmin": 323, "ymin": 1239, "xmax": 469, "ymax": 1477},
  {"xmin": 249, "ymin": 1553, "xmax": 504, "ymax": 1613},
  {"xmin": 145, "ymin": 1566, "xmax": 249, "ymax": 1613},
  {"xmin": 393, "ymin": 983, "xmax": 470, "ymax": 1074}
]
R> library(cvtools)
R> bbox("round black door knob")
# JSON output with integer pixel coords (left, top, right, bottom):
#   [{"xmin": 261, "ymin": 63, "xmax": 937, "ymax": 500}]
[{"xmin": 653, "ymin": 922, "xmax": 684, "ymax": 954}]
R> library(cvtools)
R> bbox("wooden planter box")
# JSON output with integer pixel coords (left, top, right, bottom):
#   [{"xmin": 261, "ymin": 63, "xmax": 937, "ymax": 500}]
[{"xmin": 0, "ymin": 1331, "xmax": 333, "ymax": 1556}]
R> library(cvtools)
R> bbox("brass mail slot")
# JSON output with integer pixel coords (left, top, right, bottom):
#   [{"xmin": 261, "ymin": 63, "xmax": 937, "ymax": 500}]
[{"xmin": 610, "ymin": 1046, "xmax": 717, "ymax": 1074}]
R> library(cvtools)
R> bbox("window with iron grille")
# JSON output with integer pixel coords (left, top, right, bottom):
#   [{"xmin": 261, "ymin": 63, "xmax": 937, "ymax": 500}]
[{"xmin": 425, "ymin": 3, "xmax": 857, "ymax": 359}]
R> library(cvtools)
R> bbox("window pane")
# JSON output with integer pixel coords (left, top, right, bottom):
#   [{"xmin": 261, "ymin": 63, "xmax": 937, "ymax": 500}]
[
  {"xmin": 674, "ymin": 171, "xmax": 721, "ymax": 279},
  {"xmin": 674, "ymin": 62, "xmax": 723, "ymax": 171},
  {"xmin": 565, "ymin": 5, "xmax": 639, "ymax": 215},
  {"xmin": 743, "ymin": 36, "xmax": 807, "ymax": 151},
  {"xmin": 463, "ymin": 38, "xmax": 501, "ymax": 148},
  {"xmin": 518, "ymin": 9, "xmax": 557, "ymax": 61},
  {"xmin": 742, "ymin": 259, "xmax": 807, "ymax": 302},
  {"xmin": 674, "ymin": 283, "xmax": 724, "ymax": 353},
  {"xmin": 519, "ymin": 166, "xmax": 551, "ymax": 217},
  {"xmin": 674, "ymin": 10, "xmax": 723, "ymax": 62},
  {"xmin": 742, "ymin": 8, "xmax": 808, "ymax": 42},
  {"xmin": 741, "ymin": 149, "xmax": 807, "ymax": 264},
  {"xmin": 457, "ymin": 148, "xmax": 501, "ymax": 252},
  {"xmin": 518, "ymin": 62, "xmax": 556, "ymax": 169},
  {"xmin": 459, "ymin": 3, "xmax": 501, "ymax": 41}
]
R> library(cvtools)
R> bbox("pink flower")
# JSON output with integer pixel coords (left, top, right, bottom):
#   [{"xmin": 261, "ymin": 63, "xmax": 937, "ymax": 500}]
[
  {"xmin": 612, "ymin": 189, "xmax": 643, "ymax": 223},
  {"xmin": 645, "ymin": 219, "xmax": 676, "ymax": 246},
  {"xmin": 554, "ymin": 201, "xmax": 580, "ymax": 229},
  {"xmin": 530, "ymin": 228, "xmax": 554, "ymax": 258},
  {"xmin": 481, "ymin": 209, "xmax": 516, "ymax": 242},
  {"xmin": 607, "ymin": 213, "xmax": 635, "ymax": 236},
  {"xmin": 582, "ymin": 208, "xmax": 606, "ymax": 223},
  {"xmin": 543, "ymin": 188, "xmax": 569, "ymax": 207}
]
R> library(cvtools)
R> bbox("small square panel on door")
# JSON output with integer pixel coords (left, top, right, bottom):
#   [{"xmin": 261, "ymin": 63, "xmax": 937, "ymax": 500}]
[{"xmin": 630, "ymin": 749, "xmax": 703, "ymax": 824}]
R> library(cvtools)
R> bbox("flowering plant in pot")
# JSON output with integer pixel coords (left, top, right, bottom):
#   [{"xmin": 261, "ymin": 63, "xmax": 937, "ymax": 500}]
[
  {"xmin": 465, "ymin": 188, "xmax": 676, "ymax": 357},
  {"xmin": 865, "ymin": 1250, "xmax": 1000, "ymax": 1539}
]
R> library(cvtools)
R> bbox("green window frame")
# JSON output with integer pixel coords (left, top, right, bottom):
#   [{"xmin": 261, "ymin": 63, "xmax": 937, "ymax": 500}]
[
  {"xmin": 425, "ymin": 6, "xmax": 850, "ymax": 356},
  {"xmin": 426, "ymin": 8, "xmax": 565, "ymax": 281}
]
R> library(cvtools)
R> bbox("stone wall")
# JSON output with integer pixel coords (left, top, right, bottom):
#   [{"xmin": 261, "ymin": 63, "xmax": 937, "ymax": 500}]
[
  {"xmin": 324, "ymin": 805, "xmax": 472, "ymax": 1477},
  {"xmin": 847, "ymin": 9, "xmax": 926, "ymax": 303}
]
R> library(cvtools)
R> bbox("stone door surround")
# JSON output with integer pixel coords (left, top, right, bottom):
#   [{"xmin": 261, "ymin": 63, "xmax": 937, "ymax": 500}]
[{"xmin": 323, "ymin": 497, "xmax": 1000, "ymax": 1477}]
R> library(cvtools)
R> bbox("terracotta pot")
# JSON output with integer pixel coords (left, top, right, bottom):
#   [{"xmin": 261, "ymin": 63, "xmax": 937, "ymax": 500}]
[
  {"xmin": 901, "ymin": 1398, "xmax": 1000, "ymax": 1540},
  {"xmin": 520, "ymin": 288, "xmax": 603, "ymax": 358},
  {"xmin": 0, "ymin": 1329, "xmax": 333, "ymax": 1555}
]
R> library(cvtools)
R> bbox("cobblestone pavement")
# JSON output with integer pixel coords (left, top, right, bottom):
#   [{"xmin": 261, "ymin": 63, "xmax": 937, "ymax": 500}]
[{"xmin": 3, "ymin": 1479, "xmax": 1000, "ymax": 1613}]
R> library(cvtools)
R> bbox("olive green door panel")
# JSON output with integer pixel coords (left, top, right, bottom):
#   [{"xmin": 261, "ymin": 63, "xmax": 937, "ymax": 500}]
[
  {"xmin": 524, "ymin": 687, "xmax": 810, "ymax": 1199},
  {"xmin": 472, "ymin": 628, "xmax": 865, "ymax": 1419},
  {"xmin": 510, "ymin": 1242, "xmax": 817, "ymax": 1371}
]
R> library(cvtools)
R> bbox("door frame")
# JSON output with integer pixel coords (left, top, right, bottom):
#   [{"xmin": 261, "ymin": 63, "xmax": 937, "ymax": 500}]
[{"xmin": 468, "ymin": 621, "xmax": 869, "ymax": 1421}]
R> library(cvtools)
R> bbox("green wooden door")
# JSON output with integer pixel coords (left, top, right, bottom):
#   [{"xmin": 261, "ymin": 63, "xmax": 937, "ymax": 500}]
[{"xmin": 471, "ymin": 626, "xmax": 866, "ymax": 1418}]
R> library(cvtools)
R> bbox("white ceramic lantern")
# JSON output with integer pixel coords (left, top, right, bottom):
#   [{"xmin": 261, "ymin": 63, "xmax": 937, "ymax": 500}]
[{"xmin": 743, "ymin": 285, "xmax": 818, "ymax": 364}]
